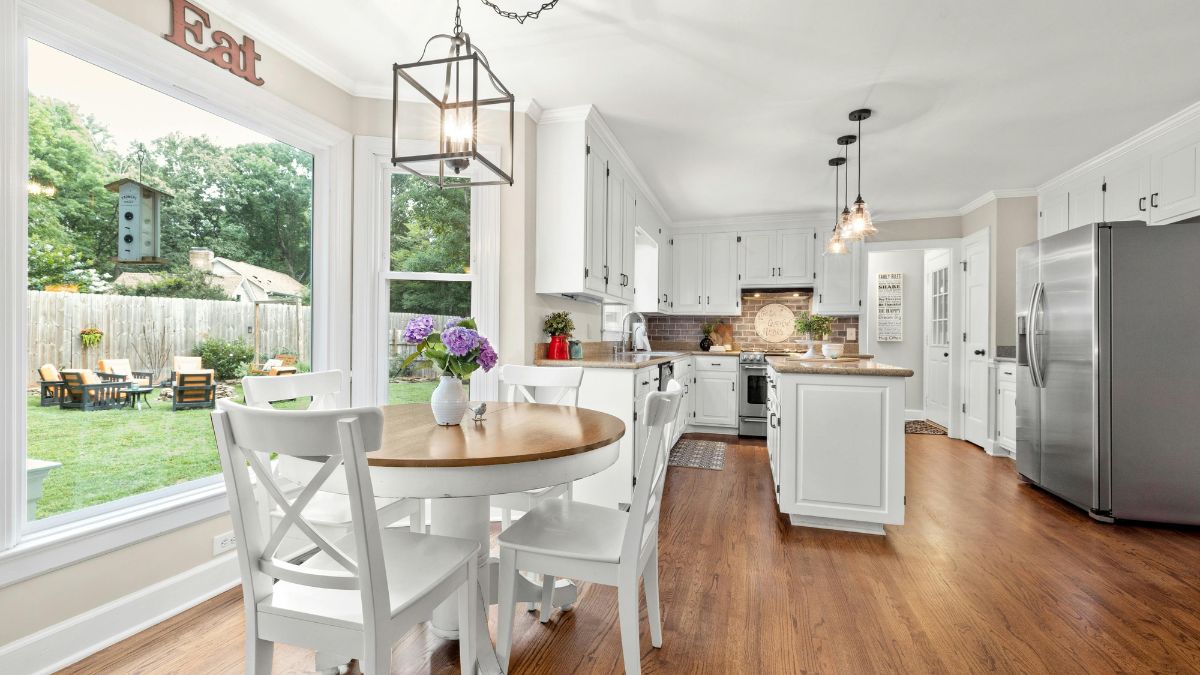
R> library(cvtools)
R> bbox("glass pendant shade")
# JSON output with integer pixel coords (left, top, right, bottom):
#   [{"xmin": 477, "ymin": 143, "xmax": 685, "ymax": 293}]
[
  {"xmin": 392, "ymin": 31, "xmax": 515, "ymax": 188},
  {"xmin": 825, "ymin": 230, "xmax": 848, "ymax": 255},
  {"xmin": 848, "ymin": 197, "xmax": 877, "ymax": 238}
]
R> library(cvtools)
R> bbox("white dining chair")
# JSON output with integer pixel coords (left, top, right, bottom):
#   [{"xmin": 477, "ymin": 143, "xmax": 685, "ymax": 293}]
[
  {"xmin": 496, "ymin": 381, "xmax": 682, "ymax": 675},
  {"xmin": 491, "ymin": 364, "xmax": 584, "ymax": 620},
  {"xmin": 242, "ymin": 371, "xmax": 425, "ymax": 547},
  {"xmin": 213, "ymin": 399, "xmax": 479, "ymax": 675}
]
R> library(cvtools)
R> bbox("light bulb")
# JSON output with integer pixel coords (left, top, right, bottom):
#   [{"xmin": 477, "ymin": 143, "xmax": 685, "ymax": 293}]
[
  {"xmin": 825, "ymin": 230, "xmax": 848, "ymax": 255},
  {"xmin": 443, "ymin": 114, "xmax": 472, "ymax": 174}
]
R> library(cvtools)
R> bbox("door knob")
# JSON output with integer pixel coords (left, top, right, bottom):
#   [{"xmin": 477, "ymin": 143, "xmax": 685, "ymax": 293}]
[
  {"xmin": 974, "ymin": 349, "xmax": 986, "ymax": 356},
  {"xmin": 943, "ymin": 352, "xmax": 949, "ymax": 357}
]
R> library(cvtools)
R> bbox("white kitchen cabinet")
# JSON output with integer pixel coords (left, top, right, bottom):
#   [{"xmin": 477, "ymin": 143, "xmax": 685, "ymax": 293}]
[
  {"xmin": 813, "ymin": 231, "xmax": 862, "ymax": 316},
  {"xmin": 1068, "ymin": 174, "xmax": 1103, "ymax": 230},
  {"xmin": 670, "ymin": 357, "xmax": 692, "ymax": 443},
  {"xmin": 657, "ymin": 232, "xmax": 673, "ymax": 312},
  {"xmin": 1150, "ymin": 132, "xmax": 1200, "ymax": 224},
  {"xmin": 739, "ymin": 227, "xmax": 816, "ymax": 287},
  {"xmin": 692, "ymin": 357, "xmax": 737, "ymax": 428},
  {"xmin": 672, "ymin": 232, "xmax": 739, "ymax": 316},
  {"xmin": 1103, "ymin": 157, "xmax": 1151, "ymax": 223},
  {"xmin": 536, "ymin": 108, "xmax": 637, "ymax": 303},
  {"xmin": 572, "ymin": 365, "xmax": 658, "ymax": 509},
  {"xmin": 995, "ymin": 364, "xmax": 1017, "ymax": 454},
  {"xmin": 1040, "ymin": 189, "xmax": 1069, "ymax": 239},
  {"xmin": 766, "ymin": 370, "xmax": 781, "ymax": 502}
]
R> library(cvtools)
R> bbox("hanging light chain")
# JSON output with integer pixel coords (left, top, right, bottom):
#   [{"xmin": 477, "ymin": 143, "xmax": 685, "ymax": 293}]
[{"xmin": 478, "ymin": 0, "xmax": 560, "ymax": 24}]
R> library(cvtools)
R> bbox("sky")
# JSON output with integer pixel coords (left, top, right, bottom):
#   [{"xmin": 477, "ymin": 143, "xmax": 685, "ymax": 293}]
[{"xmin": 26, "ymin": 39, "xmax": 273, "ymax": 151}]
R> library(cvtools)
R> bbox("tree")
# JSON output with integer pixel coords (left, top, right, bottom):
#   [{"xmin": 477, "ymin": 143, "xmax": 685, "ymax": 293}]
[
  {"xmin": 220, "ymin": 143, "xmax": 314, "ymax": 282},
  {"xmin": 112, "ymin": 270, "xmax": 229, "ymax": 301},
  {"xmin": 388, "ymin": 175, "xmax": 471, "ymax": 316}
]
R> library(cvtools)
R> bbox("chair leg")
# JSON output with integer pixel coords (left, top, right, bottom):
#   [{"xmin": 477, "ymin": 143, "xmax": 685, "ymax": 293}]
[
  {"xmin": 247, "ymin": 637, "xmax": 273, "ymax": 675},
  {"xmin": 497, "ymin": 548, "xmax": 518, "ymax": 672},
  {"xmin": 458, "ymin": 560, "xmax": 477, "ymax": 674},
  {"xmin": 362, "ymin": 640, "xmax": 392, "ymax": 675},
  {"xmin": 617, "ymin": 578, "xmax": 643, "ymax": 675},
  {"xmin": 410, "ymin": 498, "xmax": 426, "ymax": 534},
  {"xmin": 540, "ymin": 574, "xmax": 556, "ymax": 623},
  {"xmin": 644, "ymin": 546, "xmax": 663, "ymax": 648}
]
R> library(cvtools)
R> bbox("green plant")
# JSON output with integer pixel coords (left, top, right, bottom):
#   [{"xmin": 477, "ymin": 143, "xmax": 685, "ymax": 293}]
[
  {"xmin": 192, "ymin": 337, "xmax": 255, "ymax": 380},
  {"xmin": 543, "ymin": 311, "xmax": 574, "ymax": 337},
  {"xmin": 113, "ymin": 270, "xmax": 229, "ymax": 301},
  {"xmin": 79, "ymin": 327, "xmax": 103, "ymax": 348},
  {"xmin": 795, "ymin": 312, "xmax": 835, "ymax": 339},
  {"xmin": 701, "ymin": 322, "xmax": 716, "ymax": 336}
]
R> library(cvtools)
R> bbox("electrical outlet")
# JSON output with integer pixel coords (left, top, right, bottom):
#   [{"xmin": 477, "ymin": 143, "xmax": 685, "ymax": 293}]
[
  {"xmin": 847, "ymin": 327, "xmax": 857, "ymax": 341},
  {"xmin": 213, "ymin": 531, "xmax": 237, "ymax": 556}
]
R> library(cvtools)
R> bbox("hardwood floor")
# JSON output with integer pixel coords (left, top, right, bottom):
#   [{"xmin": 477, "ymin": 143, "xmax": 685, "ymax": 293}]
[{"xmin": 61, "ymin": 433, "xmax": 1200, "ymax": 674}]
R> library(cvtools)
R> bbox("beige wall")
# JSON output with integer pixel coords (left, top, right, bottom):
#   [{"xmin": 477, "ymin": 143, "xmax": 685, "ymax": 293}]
[
  {"xmin": 872, "ymin": 215, "xmax": 963, "ymax": 242},
  {"xmin": 993, "ymin": 197, "xmax": 1038, "ymax": 347}
]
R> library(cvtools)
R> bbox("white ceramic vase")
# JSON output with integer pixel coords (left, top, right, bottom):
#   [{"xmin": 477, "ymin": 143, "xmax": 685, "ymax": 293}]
[
  {"xmin": 430, "ymin": 375, "xmax": 468, "ymax": 426},
  {"xmin": 800, "ymin": 333, "xmax": 819, "ymax": 359}
]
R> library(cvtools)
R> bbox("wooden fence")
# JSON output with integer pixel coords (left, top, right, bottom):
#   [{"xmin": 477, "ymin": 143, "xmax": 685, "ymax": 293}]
[{"xmin": 25, "ymin": 291, "xmax": 453, "ymax": 385}]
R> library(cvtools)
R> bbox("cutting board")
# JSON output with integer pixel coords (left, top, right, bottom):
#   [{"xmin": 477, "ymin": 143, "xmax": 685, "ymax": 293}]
[{"xmin": 712, "ymin": 323, "xmax": 735, "ymax": 347}]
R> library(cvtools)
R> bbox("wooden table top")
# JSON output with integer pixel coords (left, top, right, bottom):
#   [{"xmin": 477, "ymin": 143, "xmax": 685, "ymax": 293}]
[{"xmin": 369, "ymin": 402, "xmax": 626, "ymax": 468}]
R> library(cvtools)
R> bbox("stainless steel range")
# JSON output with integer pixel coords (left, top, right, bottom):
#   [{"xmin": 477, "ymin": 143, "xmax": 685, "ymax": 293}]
[{"xmin": 738, "ymin": 351, "xmax": 768, "ymax": 437}]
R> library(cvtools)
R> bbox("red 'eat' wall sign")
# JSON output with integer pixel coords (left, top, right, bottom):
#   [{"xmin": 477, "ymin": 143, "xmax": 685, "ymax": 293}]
[{"xmin": 163, "ymin": 0, "xmax": 265, "ymax": 86}]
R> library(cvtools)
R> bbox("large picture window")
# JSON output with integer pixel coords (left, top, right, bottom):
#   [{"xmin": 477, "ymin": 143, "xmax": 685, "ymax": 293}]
[{"xmin": 23, "ymin": 40, "xmax": 314, "ymax": 525}]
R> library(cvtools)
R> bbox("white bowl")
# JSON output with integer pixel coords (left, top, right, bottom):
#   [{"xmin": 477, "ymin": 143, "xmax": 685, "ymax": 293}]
[{"xmin": 821, "ymin": 343, "xmax": 844, "ymax": 359}]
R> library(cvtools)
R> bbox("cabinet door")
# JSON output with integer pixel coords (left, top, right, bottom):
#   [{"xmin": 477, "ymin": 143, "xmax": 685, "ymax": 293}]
[
  {"xmin": 657, "ymin": 235, "xmax": 673, "ymax": 313},
  {"xmin": 703, "ymin": 232, "xmax": 740, "ymax": 315},
  {"xmin": 739, "ymin": 231, "xmax": 776, "ymax": 285},
  {"xmin": 1104, "ymin": 159, "xmax": 1151, "ymax": 223},
  {"xmin": 694, "ymin": 370, "xmax": 737, "ymax": 427},
  {"xmin": 1040, "ymin": 190, "xmax": 1069, "ymax": 238},
  {"xmin": 623, "ymin": 187, "xmax": 638, "ymax": 301},
  {"xmin": 672, "ymin": 234, "xmax": 704, "ymax": 313},
  {"xmin": 1151, "ymin": 136, "xmax": 1200, "ymax": 224},
  {"xmin": 814, "ymin": 232, "xmax": 861, "ymax": 315},
  {"xmin": 777, "ymin": 228, "xmax": 816, "ymax": 284},
  {"xmin": 998, "ymin": 380, "xmax": 1017, "ymax": 450},
  {"xmin": 1067, "ymin": 176, "xmax": 1103, "ymax": 230},
  {"xmin": 584, "ymin": 140, "xmax": 610, "ymax": 293},
  {"xmin": 606, "ymin": 164, "xmax": 625, "ymax": 298}
]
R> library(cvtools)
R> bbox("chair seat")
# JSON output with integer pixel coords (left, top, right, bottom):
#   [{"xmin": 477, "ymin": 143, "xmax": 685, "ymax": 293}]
[
  {"xmin": 498, "ymin": 499, "xmax": 628, "ymax": 564},
  {"xmin": 492, "ymin": 483, "xmax": 569, "ymax": 512},
  {"xmin": 261, "ymin": 530, "xmax": 478, "ymax": 630},
  {"xmin": 271, "ymin": 491, "xmax": 410, "ymax": 527}
]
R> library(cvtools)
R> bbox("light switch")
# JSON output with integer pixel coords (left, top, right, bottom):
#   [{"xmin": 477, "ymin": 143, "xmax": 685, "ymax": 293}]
[{"xmin": 847, "ymin": 327, "xmax": 857, "ymax": 341}]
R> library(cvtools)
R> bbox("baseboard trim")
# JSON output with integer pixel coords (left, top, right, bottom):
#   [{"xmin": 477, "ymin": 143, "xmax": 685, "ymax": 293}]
[
  {"xmin": 905, "ymin": 409, "xmax": 926, "ymax": 421},
  {"xmin": 0, "ymin": 553, "xmax": 240, "ymax": 674},
  {"xmin": 683, "ymin": 424, "xmax": 740, "ymax": 436}
]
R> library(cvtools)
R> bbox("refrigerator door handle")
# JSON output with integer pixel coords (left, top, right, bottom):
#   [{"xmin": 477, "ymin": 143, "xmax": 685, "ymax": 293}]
[{"xmin": 1028, "ymin": 282, "xmax": 1046, "ymax": 388}]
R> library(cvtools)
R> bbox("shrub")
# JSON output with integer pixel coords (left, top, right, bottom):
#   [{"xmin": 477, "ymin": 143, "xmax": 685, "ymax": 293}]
[
  {"xmin": 193, "ymin": 337, "xmax": 255, "ymax": 380},
  {"xmin": 114, "ymin": 270, "xmax": 228, "ymax": 301}
]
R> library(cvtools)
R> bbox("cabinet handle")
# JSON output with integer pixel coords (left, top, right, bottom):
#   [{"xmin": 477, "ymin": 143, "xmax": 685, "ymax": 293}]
[
  {"xmin": 661, "ymin": 293, "xmax": 668, "ymax": 303},
  {"xmin": 1138, "ymin": 196, "xmax": 1147, "ymax": 212},
  {"xmin": 698, "ymin": 295, "xmax": 701, "ymax": 305},
  {"xmin": 731, "ymin": 381, "xmax": 735, "ymax": 391},
  {"xmin": 1151, "ymin": 192, "xmax": 1159, "ymax": 208},
  {"xmin": 769, "ymin": 412, "xmax": 776, "ymax": 429},
  {"xmin": 603, "ymin": 264, "xmax": 609, "ymax": 284}
]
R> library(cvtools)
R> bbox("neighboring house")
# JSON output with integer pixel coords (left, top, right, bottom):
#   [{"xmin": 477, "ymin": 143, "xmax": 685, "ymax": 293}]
[{"xmin": 113, "ymin": 248, "xmax": 305, "ymax": 303}]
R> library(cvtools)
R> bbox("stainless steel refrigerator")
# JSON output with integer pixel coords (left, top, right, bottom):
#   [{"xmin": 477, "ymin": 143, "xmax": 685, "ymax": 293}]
[{"xmin": 1016, "ymin": 220, "xmax": 1200, "ymax": 525}]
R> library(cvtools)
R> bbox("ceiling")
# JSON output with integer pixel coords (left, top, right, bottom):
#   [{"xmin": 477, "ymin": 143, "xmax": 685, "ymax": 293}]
[{"xmin": 202, "ymin": 0, "xmax": 1200, "ymax": 224}]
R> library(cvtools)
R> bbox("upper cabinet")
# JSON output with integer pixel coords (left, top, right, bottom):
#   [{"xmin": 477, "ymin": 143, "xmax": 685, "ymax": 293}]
[
  {"xmin": 671, "ymin": 232, "xmax": 739, "ymax": 316},
  {"xmin": 739, "ymin": 227, "xmax": 816, "ymax": 287},
  {"xmin": 813, "ymin": 230, "xmax": 862, "ymax": 316},
  {"xmin": 1039, "ymin": 109, "xmax": 1200, "ymax": 238},
  {"xmin": 537, "ymin": 107, "xmax": 656, "ymax": 303}
]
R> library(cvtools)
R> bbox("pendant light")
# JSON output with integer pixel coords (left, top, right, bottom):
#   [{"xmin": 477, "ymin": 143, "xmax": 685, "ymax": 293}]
[
  {"xmin": 845, "ymin": 108, "xmax": 877, "ymax": 238},
  {"xmin": 836, "ymin": 134, "xmax": 857, "ymax": 239},
  {"xmin": 825, "ymin": 155, "xmax": 848, "ymax": 255},
  {"xmin": 391, "ymin": 0, "xmax": 558, "ymax": 189}
]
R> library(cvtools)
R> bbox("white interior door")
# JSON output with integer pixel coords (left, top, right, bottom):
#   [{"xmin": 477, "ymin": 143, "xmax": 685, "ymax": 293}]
[
  {"xmin": 923, "ymin": 251, "xmax": 951, "ymax": 428},
  {"xmin": 962, "ymin": 230, "xmax": 990, "ymax": 447}
]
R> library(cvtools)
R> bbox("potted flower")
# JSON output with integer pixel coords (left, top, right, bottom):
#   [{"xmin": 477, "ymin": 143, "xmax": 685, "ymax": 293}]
[
  {"xmin": 543, "ymin": 311, "xmax": 574, "ymax": 360},
  {"xmin": 794, "ymin": 312, "xmax": 834, "ymax": 359},
  {"xmin": 400, "ymin": 316, "xmax": 498, "ymax": 425},
  {"xmin": 700, "ymin": 323, "xmax": 715, "ymax": 351},
  {"xmin": 79, "ymin": 327, "xmax": 103, "ymax": 349}
]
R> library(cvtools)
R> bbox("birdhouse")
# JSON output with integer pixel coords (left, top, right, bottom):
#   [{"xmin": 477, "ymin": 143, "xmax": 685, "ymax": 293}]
[{"xmin": 105, "ymin": 179, "xmax": 171, "ymax": 262}]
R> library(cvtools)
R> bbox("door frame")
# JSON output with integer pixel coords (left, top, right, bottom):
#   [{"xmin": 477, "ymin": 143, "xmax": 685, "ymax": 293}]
[
  {"xmin": 961, "ymin": 227, "xmax": 992, "ymax": 449},
  {"xmin": 860, "ymin": 238, "xmax": 964, "ymax": 439}
]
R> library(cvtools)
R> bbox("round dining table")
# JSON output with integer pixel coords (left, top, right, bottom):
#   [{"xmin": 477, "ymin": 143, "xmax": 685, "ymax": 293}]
[{"xmin": 297, "ymin": 401, "xmax": 625, "ymax": 674}]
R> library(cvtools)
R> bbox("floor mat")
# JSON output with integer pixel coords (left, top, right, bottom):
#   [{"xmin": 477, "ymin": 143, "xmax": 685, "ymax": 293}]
[
  {"xmin": 668, "ymin": 439, "xmax": 726, "ymax": 470},
  {"xmin": 906, "ymin": 420, "xmax": 948, "ymax": 435}
]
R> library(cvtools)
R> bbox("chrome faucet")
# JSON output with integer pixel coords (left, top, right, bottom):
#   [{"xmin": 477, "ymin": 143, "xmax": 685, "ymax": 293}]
[{"xmin": 618, "ymin": 311, "xmax": 648, "ymax": 352}]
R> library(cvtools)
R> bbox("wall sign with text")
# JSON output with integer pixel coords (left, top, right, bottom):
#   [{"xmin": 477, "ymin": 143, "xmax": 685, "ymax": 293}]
[
  {"xmin": 164, "ymin": 0, "xmax": 265, "ymax": 86},
  {"xmin": 876, "ymin": 273, "xmax": 903, "ymax": 342}
]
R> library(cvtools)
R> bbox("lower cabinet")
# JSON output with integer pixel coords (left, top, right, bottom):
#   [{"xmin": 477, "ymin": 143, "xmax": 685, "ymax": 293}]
[
  {"xmin": 571, "ymin": 365, "xmax": 657, "ymax": 509},
  {"xmin": 692, "ymin": 356, "xmax": 738, "ymax": 428},
  {"xmin": 994, "ymin": 363, "xmax": 1017, "ymax": 454}
]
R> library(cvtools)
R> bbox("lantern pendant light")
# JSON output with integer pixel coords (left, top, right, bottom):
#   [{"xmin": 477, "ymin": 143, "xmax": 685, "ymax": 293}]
[
  {"xmin": 836, "ymin": 134, "xmax": 857, "ymax": 239},
  {"xmin": 825, "ymin": 155, "xmax": 848, "ymax": 255},
  {"xmin": 391, "ymin": 0, "xmax": 515, "ymax": 189},
  {"xmin": 846, "ymin": 108, "xmax": 877, "ymax": 238}
]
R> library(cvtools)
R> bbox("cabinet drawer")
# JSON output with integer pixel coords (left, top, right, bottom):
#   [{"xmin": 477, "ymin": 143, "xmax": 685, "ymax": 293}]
[
  {"xmin": 695, "ymin": 356, "xmax": 737, "ymax": 373},
  {"xmin": 997, "ymin": 364, "xmax": 1016, "ymax": 384},
  {"xmin": 636, "ymin": 368, "xmax": 657, "ymax": 398}
]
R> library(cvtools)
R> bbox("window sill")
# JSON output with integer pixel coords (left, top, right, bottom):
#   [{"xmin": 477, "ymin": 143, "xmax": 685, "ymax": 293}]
[{"xmin": 0, "ymin": 482, "xmax": 229, "ymax": 589}]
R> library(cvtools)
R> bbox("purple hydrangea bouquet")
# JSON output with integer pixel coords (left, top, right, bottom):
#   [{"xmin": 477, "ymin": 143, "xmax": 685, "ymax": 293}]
[{"xmin": 401, "ymin": 315, "xmax": 497, "ymax": 424}]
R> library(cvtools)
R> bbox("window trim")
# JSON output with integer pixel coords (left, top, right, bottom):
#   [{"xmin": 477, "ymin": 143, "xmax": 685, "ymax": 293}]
[
  {"xmin": 351, "ymin": 135, "xmax": 500, "ymax": 406},
  {"xmin": 0, "ymin": 0, "xmax": 352, "ymax": 583}
]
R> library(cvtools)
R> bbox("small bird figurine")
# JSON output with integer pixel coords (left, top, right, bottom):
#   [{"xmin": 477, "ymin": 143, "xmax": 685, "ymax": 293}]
[{"xmin": 469, "ymin": 401, "xmax": 487, "ymax": 423}]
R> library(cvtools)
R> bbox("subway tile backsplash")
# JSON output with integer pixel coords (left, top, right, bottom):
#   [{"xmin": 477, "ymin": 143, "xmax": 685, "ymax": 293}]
[{"xmin": 644, "ymin": 290, "xmax": 859, "ymax": 351}]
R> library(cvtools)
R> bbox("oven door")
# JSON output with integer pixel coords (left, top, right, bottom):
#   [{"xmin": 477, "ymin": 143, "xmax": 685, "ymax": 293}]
[{"xmin": 739, "ymin": 365, "xmax": 768, "ymax": 418}]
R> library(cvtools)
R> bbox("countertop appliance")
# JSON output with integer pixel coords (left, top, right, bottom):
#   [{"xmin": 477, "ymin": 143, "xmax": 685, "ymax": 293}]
[
  {"xmin": 1016, "ymin": 220, "xmax": 1200, "ymax": 524},
  {"xmin": 739, "ymin": 351, "xmax": 768, "ymax": 437}
]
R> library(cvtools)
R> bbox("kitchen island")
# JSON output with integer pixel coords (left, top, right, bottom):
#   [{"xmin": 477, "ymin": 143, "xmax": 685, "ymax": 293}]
[{"xmin": 766, "ymin": 356, "xmax": 913, "ymax": 535}]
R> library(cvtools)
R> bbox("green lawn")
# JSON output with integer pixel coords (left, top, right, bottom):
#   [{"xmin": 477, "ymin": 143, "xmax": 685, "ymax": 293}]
[{"xmin": 27, "ymin": 380, "xmax": 437, "ymax": 521}]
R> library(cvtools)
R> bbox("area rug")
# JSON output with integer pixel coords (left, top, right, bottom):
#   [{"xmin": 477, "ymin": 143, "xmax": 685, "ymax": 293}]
[
  {"xmin": 668, "ymin": 439, "xmax": 726, "ymax": 470},
  {"xmin": 905, "ymin": 420, "xmax": 948, "ymax": 435}
]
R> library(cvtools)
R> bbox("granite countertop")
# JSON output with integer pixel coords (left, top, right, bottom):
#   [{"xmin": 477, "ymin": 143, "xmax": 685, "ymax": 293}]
[
  {"xmin": 533, "ymin": 353, "xmax": 679, "ymax": 369},
  {"xmin": 766, "ymin": 356, "xmax": 913, "ymax": 377}
]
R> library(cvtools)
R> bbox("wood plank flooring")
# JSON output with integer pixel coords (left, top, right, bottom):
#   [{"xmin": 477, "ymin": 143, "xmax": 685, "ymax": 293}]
[{"xmin": 61, "ymin": 433, "xmax": 1200, "ymax": 674}]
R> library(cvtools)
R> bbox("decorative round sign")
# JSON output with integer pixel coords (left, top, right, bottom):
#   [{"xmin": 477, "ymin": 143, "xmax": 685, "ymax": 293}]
[{"xmin": 754, "ymin": 303, "xmax": 796, "ymax": 343}]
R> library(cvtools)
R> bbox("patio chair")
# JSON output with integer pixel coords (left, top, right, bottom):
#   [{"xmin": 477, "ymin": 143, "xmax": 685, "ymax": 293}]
[
  {"xmin": 59, "ymin": 369, "xmax": 130, "ymax": 412},
  {"xmin": 173, "ymin": 371, "xmax": 217, "ymax": 411},
  {"xmin": 37, "ymin": 363, "xmax": 67, "ymax": 407},
  {"xmin": 165, "ymin": 355, "xmax": 215, "ymax": 387},
  {"xmin": 97, "ymin": 358, "xmax": 155, "ymax": 387}
]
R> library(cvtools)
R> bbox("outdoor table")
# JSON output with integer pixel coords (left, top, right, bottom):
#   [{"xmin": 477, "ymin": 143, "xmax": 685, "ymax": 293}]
[{"xmin": 125, "ymin": 386, "xmax": 154, "ymax": 410}]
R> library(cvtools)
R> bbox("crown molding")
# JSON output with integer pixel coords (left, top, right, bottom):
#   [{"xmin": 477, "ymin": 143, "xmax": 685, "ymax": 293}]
[
  {"xmin": 520, "ymin": 98, "xmax": 544, "ymax": 124},
  {"xmin": 1037, "ymin": 99, "xmax": 1200, "ymax": 193},
  {"xmin": 872, "ymin": 209, "xmax": 963, "ymax": 224},
  {"xmin": 671, "ymin": 212, "xmax": 825, "ymax": 231},
  {"xmin": 957, "ymin": 189, "xmax": 1038, "ymax": 216},
  {"xmin": 536, "ymin": 104, "xmax": 595, "ymax": 126}
]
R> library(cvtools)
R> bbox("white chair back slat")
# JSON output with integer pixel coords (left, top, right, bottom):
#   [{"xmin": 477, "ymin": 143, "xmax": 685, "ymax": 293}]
[
  {"xmin": 242, "ymin": 370, "xmax": 344, "ymax": 410},
  {"xmin": 500, "ymin": 364, "xmax": 583, "ymax": 407},
  {"xmin": 622, "ymin": 381, "xmax": 682, "ymax": 563},
  {"xmin": 213, "ymin": 399, "xmax": 388, "ymax": 597}
]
